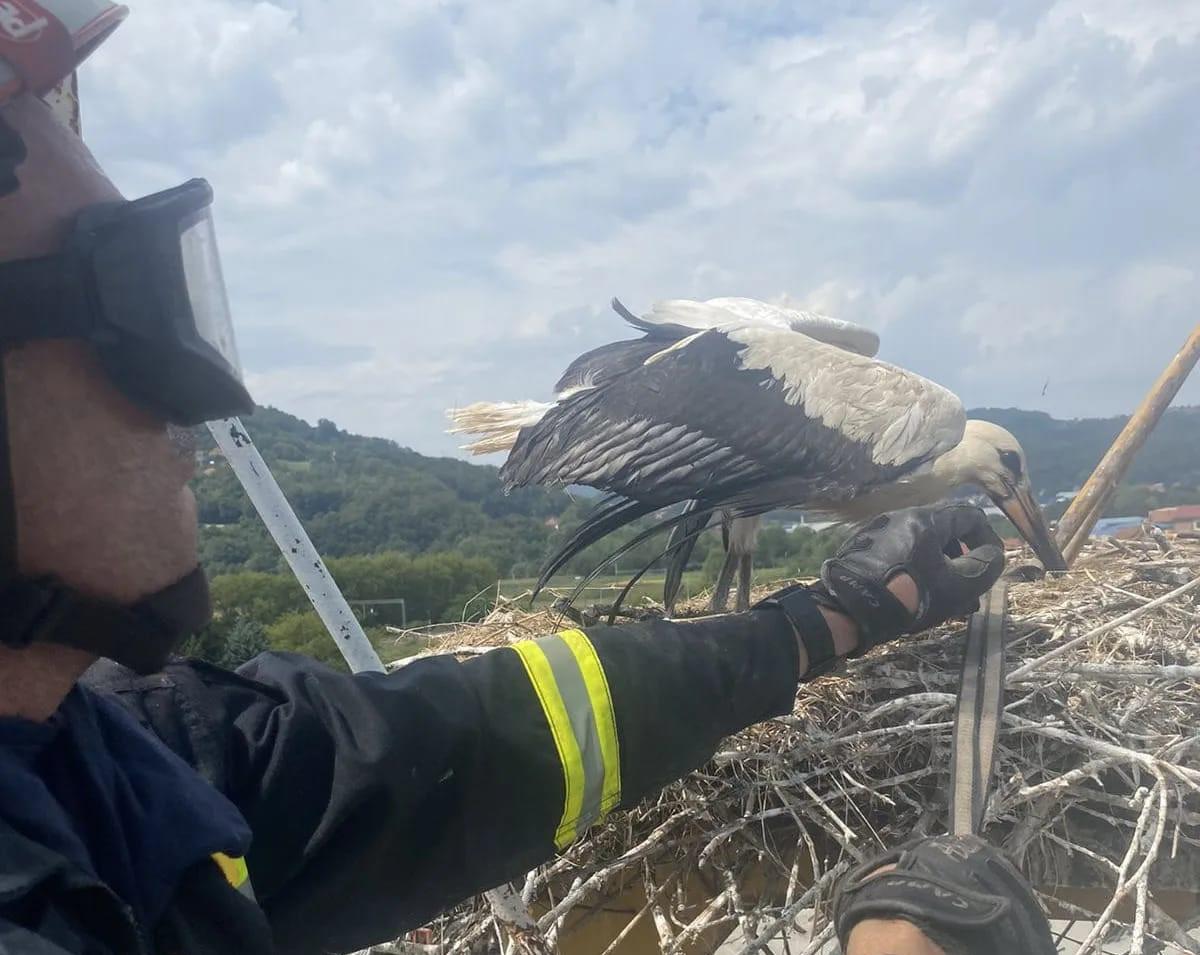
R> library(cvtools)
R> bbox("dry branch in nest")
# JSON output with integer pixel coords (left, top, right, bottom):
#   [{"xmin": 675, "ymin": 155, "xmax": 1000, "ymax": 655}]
[{"xmin": 378, "ymin": 535, "xmax": 1200, "ymax": 955}]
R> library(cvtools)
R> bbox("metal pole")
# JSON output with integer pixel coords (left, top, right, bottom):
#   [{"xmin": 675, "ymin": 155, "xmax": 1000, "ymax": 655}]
[
  {"xmin": 207, "ymin": 417, "xmax": 385, "ymax": 673},
  {"xmin": 1056, "ymin": 322, "xmax": 1200, "ymax": 564}
]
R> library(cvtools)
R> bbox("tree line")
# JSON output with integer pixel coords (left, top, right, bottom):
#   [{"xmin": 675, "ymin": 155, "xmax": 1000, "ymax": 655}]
[
  {"xmin": 972, "ymin": 406, "xmax": 1200, "ymax": 496},
  {"xmin": 194, "ymin": 407, "xmax": 566, "ymax": 575},
  {"xmin": 184, "ymin": 551, "xmax": 497, "ymax": 670},
  {"xmin": 185, "ymin": 523, "xmax": 843, "ymax": 671}
]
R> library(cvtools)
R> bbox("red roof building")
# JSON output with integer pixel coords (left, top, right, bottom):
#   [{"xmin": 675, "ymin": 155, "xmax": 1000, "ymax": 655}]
[{"xmin": 1149, "ymin": 505, "xmax": 1200, "ymax": 532}]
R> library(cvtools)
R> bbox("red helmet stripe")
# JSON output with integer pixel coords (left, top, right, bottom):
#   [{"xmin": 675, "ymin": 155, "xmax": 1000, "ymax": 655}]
[{"xmin": 0, "ymin": 0, "xmax": 75, "ymax": 95}]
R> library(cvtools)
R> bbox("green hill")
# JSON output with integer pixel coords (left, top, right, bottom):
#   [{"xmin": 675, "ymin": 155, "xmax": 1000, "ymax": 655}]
[
  {"xmin": 969, "ymin": 406, "xmax": 1200, "ymax": 498},
  {"xmin": 195, "ymin": 407, "xmax": 571, "ymax": 576}
]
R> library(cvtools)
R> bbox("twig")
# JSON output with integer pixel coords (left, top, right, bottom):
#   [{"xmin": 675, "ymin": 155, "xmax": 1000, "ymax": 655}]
[{"xmin": 1008, "ymin": 574, "xmax": 1200, "ymax": 680}]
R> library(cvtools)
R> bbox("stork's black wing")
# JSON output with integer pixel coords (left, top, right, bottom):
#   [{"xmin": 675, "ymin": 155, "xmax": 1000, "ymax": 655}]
[
  {"xmin": 554, "ymin": 339, "xmax": 664, "ymax": 394},
  {"xmin": 504, "ymin": 326, "xmax": 965, "ymax": 586},
  {"xmin": 504, "ymin": 326, "xmax": 963, "ymax": 507}
]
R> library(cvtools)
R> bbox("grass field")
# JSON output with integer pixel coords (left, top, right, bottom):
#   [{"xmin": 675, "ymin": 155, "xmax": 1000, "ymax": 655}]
[{"xmin": 496, "ymin": 565, "xmax": 797, "ymax": 609}]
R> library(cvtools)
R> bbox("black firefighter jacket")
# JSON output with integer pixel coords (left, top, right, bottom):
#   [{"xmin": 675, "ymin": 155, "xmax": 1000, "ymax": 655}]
[{"xmin": 0, "ymin": 609, "xmax": 801, "ymax": 954}]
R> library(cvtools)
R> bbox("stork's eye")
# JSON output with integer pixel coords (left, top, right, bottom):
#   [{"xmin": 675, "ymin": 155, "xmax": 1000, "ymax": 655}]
[{"xmin": 998, "ymin": 449, "xmax": 1023, "ymax": 478}]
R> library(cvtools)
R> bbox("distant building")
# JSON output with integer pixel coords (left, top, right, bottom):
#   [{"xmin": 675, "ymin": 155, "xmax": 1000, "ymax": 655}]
[
  {"xmin": 543, "ymin": 516, "xmax": 561, "ymax": 530},
  {"xmin": 783, "ymin": 520, "xmax": 838, "ymax": 533},
  {"xmin": 1149, "ymin": 505, "xmax": 1200, "ymax": 533},
  {"xmin": 1089, "ymin": 517, "xmax": 1145, "ymax": 539},
  {"xmin": 1054, "ymin": 490, "xmax": 1079, "ymax": 504}
]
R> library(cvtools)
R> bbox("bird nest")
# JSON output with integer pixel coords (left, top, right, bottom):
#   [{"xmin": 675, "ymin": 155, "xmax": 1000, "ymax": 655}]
[{"xmin": 380, "ymin": 533, "xmax": 1200, "ymax": 955}]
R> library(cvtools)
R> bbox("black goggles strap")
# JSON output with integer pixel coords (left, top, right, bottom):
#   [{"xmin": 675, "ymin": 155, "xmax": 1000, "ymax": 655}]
[
  {"xmin": 0, "ymin": 569, "xmax": 210, "ymax": 674},
  {"xmin": 0, "ymin": 254, "xmax": 92, "ymax": 344}
]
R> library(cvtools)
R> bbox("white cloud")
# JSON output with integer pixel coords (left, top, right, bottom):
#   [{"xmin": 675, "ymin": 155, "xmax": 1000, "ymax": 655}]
[{"xmin": 78, "ymin": 0, "xmax": 1200, "ymax": 455}]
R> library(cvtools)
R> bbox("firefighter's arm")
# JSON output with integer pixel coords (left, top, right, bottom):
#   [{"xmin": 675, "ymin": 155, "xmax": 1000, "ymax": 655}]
[
  {"xmin": 115, "ymin": 608, "xmax": 811, "ymax": 953},
  {"xmin": 96, "ymin": 599, "xmax": 854, "ymax": 952}
]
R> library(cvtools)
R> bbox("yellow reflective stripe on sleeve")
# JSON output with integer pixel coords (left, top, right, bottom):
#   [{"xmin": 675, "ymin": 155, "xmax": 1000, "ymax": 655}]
[
  {"xmin": 558, "ymin": 629, "xmax": 621, "ymax": 815},
  {"xmin": 212, "ymin": 851, "xmax": 252, "ymax": 898},
  {"xmin": 510, "ymin": 639, "xmax": 587, "ymax": 849}
]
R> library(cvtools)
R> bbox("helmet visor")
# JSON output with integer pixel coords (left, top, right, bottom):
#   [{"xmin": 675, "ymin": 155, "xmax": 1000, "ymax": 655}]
[{"xmin": 180, "ymin": 206, "xmax": 243, "ymax": 381}]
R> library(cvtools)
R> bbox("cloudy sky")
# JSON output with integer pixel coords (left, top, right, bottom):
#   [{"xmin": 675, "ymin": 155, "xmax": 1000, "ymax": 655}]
[{"xmin": 81, "ymin": 0, "xmax": 1200, "ymax": 458}]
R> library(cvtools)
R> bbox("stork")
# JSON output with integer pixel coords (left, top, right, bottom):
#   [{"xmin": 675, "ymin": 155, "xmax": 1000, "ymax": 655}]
[{"xmin": 449, "ymin": 297, "xmax": 1066, "ymax": 613}]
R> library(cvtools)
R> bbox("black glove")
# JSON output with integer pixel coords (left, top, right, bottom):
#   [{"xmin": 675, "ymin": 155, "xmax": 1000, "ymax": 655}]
[
  {"xmin": 819, "ymin": 503, "xmax": 1005, "ymax": 654},
  {"xmin": 833, "ymin": 833, "xmax": 1056, "ymax": 955}
]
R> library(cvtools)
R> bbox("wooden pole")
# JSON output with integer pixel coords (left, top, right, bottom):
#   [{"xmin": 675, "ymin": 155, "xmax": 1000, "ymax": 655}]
[
  {"xmin": 1056, "ymin": 321, "xmax": 1200, "ymax": 565},
  {"xmin": 1064, "ymin": 518, "xmax": 1094, "ymax": 567}
]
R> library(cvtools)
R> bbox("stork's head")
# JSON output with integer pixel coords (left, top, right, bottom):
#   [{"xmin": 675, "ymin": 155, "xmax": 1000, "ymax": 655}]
[{"xmin": 935, "ymin": 420, "xmax": 1067, "ymax": 571}]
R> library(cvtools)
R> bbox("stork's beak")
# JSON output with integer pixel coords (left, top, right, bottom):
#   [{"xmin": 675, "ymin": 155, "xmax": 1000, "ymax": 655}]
[{"xmin": 990, "ymin": 481, "xmax": 1067, "ymax": 571}]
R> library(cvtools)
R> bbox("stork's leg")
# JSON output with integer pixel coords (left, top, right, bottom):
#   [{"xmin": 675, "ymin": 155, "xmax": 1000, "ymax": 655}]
[
  {"xmin": 735, "ymin": 553, "xmax": 753, "ymax": 612},
  {"xmin": 727, "ymin": 515, "xmax": 761, "ymax": 613},
  {"xmin": 710, "ymin": 548, "xmax": 738, "ymax": 612}
]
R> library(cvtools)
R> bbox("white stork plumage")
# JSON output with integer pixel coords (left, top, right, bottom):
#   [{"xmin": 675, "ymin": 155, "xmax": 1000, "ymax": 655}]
[{"xmin": 449, "ymin": 297, "xmax": 1065, "ymax": 613}]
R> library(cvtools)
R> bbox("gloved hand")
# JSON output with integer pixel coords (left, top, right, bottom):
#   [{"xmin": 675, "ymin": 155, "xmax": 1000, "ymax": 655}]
[
  {"xmin": 833, "ymin": 833, "xmax": 1056, "ymax": 955},
  {"xmin": 816, "ymin": 503, "xmax": 1005, "ymax": 655},
  {"xmin": 756, "ymin": 504, "xmax": 1004, "ymax": 679}
]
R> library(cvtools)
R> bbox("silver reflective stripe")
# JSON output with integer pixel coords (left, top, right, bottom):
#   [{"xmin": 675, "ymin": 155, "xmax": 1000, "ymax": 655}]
[
  {"xmin": 510, "ymin": 629, "xmax": 621, "ymax": 849},
  {"xmin": 539, "ymin": 634, "xmax": 607, "ymax": 832}
]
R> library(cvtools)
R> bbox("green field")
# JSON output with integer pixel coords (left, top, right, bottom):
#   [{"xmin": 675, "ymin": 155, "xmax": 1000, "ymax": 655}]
[{"xmin": 496, "ymin": 566, "xmax": 797, "ymax": 609}]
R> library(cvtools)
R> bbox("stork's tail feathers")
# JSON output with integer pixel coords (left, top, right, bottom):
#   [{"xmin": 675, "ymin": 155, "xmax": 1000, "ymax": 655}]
[
  {"xmin": 446, "ymin": 400, "xmax": 552, "ymax": 455},
  {"xmin": 611, "ymin": 297, "xmax": 643, "ymax": 328},
  {"xmin": 534, "ymin": 496, "xmax": 663, "ymax": 595},
  {"xmin": 662, "ymin": 500, "xmax": 708, "ymax": 614}
]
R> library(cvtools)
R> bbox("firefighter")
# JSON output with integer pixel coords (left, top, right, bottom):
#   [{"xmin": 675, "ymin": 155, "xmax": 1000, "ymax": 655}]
[{"xmin": 0, "ymin": 5, "xmax": 1052, "ymax": 953}]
